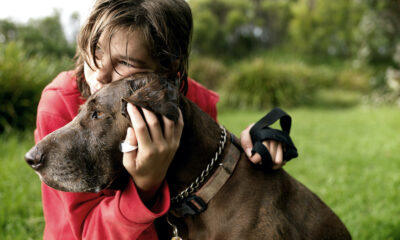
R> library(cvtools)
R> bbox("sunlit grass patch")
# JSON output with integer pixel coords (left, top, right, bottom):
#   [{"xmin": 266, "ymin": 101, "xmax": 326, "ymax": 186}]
[
  {"xmin": 0, "ymin": 131, "xmax": 43, "ymax": 239},
  {"xmin": 219, "ymin": 106, "xmax": 400, "ymax": 240}
]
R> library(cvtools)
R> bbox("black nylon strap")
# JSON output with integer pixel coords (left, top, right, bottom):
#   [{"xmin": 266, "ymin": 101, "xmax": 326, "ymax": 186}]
[
  {"xmin": 250, "ymin": 107, "xmax": 292, "ymax": 135},
  {"xmin": 250, "ymin": 108, "xmax": 298, "ymax": 169},
  {"xmin": 253, "ymin": 141, "xmax": 273, "ymax": 169}
]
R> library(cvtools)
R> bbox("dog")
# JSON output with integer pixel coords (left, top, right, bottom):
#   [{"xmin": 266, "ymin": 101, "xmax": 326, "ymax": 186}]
[{"xmin": 25, "ymin": 74, "xmax": 351, "ymax": 239}]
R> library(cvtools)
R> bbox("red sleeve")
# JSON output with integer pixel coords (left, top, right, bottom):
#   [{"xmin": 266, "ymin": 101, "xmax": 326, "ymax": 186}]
[
  {"xmin": 185, "ymin": 78, "xmax": 219, "ymax": 121},
  {"xmin": 36, "ymin": 73, "xmax": 169, "ymax": 240}
]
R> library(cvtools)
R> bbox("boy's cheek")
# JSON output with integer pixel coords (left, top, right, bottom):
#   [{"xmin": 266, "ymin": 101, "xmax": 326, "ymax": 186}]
[{"xmin": 86, "ymin": 74, "xmax": 103, "ymax": 94}]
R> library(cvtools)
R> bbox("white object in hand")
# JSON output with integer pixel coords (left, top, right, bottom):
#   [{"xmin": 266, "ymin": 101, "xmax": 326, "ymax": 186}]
[{"xmin": 120, "ymin": 141, "xmax": 138, "ymax": 153}]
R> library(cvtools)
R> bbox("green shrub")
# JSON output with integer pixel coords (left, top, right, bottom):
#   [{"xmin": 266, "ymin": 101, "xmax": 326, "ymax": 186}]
[
  {"xmin": 0, "ymin": 42, "xmax": 73, "ymax": 132},
  {"xmin": 288, "ymin": 0, "xmax": 363, "ymax": 57},
  {"xmin": 189, "ymin": 57, "xmax": 227, "ymax": 90},
  {"xmin": 221, "ymin": 58, "xmax": 336, "ymax": 109},
  {"xmin": 337, "ymin": 67, "xmax": 372, "ymax": 93},
  {"xmin": 190, "ymin": 0, "xmax": 293, "ymax": 58}
]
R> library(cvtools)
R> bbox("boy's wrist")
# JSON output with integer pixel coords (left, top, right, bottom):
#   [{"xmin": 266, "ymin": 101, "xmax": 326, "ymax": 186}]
[{"xmin": 133, "ymin": 176, "xmax": 164, "ymax": 205}]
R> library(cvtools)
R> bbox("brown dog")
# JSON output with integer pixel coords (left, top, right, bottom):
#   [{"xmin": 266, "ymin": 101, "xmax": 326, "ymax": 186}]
[{"xmin": 25, "ymin": 74, "xmax": 351, "ymax": 239}]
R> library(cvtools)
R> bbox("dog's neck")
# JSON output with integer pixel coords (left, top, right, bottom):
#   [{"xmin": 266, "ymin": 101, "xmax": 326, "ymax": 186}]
[{"xmin": 166, "ymin": 96, "xmax": 226, "ymax": 196}]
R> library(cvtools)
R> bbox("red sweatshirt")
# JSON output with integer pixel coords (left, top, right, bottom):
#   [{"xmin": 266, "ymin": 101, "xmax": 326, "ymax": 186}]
[{"xmin": 34, "ymin": 71, "xmax": 219, "ymax": 240}]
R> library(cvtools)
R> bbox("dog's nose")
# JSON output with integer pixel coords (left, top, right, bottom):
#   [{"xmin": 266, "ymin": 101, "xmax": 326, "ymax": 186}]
[{"xmin": 25, "ymin": 146, "xmax": 44, "ymax": 170}]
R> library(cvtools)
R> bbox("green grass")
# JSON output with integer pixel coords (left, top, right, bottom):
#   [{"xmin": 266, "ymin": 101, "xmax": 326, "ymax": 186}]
[
  {"xmin": 1, "ymin": 106, "xmax": 400, "ymax": 239},
  {"xmin": 219, "ymin": 106, "xmax": 400, "ymax": 240},
  {"xmin": 0, "ymin": 131, "xmax": 43, "ymax": 239}
]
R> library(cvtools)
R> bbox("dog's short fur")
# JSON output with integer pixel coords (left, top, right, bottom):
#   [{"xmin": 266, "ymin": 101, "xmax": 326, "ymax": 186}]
[{"xmin": 26, "ymin": 74, "xmax": 351, "ymax": 239}]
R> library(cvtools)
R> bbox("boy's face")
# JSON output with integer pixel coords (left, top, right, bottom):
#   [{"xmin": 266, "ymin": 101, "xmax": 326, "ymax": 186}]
[{"xmin": 84, "ymin": 29, "xmax": 159, "ymax": 94}]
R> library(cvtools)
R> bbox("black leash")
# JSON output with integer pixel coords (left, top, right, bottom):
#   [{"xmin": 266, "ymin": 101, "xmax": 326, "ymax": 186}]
[{"xmin": 249, "ymin": 108, "xmax": 298, "ymax": 169}]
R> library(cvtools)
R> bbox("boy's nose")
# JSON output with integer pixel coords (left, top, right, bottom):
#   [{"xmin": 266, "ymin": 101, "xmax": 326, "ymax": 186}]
[
  {"xmin": 96, "ymin": 59, "xmax": 113, "ymax": 84},
  {"xmin": 96, "ymin": 69, "xmax": 112, "ymax": 84}
]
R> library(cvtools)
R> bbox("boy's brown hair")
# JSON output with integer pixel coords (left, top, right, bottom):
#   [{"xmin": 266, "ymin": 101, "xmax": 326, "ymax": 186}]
[{"xmin": 74, "ymin": 0, "xmax": 193, "ymax": 98}]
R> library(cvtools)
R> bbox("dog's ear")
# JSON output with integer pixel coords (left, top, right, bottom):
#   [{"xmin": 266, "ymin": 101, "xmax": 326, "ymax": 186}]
[
  {"xmin": 121, "ymin": 98, "xmax": 130, "ymax": 119},
  {"xmin": 122, "ymin": 75, "xmax": 180, "ymax": 123}
]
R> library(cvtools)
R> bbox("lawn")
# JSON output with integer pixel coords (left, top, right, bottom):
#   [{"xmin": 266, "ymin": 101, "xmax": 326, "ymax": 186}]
[
  {"xmin": 1, "ymin": 106, "xmax": 399, "ymax": 239},
  {"xmin": 219, "ymin": 106, "xmax": 400, "ymax": 240},
  {"xmin": 0, "ymin": 131, "xmax": 43, "ymax": 240}
]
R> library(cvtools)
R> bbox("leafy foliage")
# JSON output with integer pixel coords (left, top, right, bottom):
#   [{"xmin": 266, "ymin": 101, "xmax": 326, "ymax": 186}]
[
  {"xmin": 189, "ymin": 0, "xmax": 294, "ymax": 58},
  {"xmin": 189, "ymin": 0, "xmax": 400, "ymax": 105},
  {"xmin": 0, "ymin": 1, "xmax": 399, "ymax": 132},
  {"xmin": 355, "ymin": 0, "xmax": 400, "ymax": 64},
  {"xmin": 189, "ymin": 56, "xmax": 227, "ymax": 90},
  {"xmin": 288, "ymin": 0, "xmax": 363, "ymax": 57},
  {"xmin": 0, "ymin": 12, "xmax": 75, "ymax": 132},
  {"xmin": 0, "ymin": 42, "xmax": 73, "ymax": 132},
  {"xmin": 0, "ymin": 12, "xmax": 75, "ymax": 59}
]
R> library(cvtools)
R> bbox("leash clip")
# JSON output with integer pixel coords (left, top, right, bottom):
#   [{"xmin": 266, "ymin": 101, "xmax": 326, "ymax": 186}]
[
  {"xmin": 173, "ymin": 195, "xmax": 207, "ymax": 217},
  {"xmin": 167, "ymin": 214, "xmax": 183, "ymax": 240}
]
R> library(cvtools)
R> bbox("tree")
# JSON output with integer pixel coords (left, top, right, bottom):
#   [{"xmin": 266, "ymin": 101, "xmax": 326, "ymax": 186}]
[
  {"xmin": 0, "ymin": 11, "xmax": 75, "ymax": 59},
  {"xmin": 189, "ymin": 0, "xmax": 294, "ymax": 58},
  {"xmin": 288, "ymin": 0, "xmax": 363, "ymax": 57},
  {"xmin": 355, "ymin": 0, "xmax": 400, "ymax": 64}
]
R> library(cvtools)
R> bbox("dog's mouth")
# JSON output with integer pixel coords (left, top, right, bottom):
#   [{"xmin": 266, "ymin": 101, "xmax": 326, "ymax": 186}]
[
  {"xmin": 41, "ymin": 177, "xmax": 109, "ymax": 193},
  {"xmin": 79, "ymin": 185, "xmax": 107, "ymax": 193},
  {"xmin": 37, "ymin": 168, "xmax": 121, "ymax": 193}
]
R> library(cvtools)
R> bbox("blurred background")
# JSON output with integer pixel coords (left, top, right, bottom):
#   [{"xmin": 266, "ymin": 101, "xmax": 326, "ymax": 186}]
[{"xmin": 0, "ymin": 0, "xmax": 399, "ymax": 239}]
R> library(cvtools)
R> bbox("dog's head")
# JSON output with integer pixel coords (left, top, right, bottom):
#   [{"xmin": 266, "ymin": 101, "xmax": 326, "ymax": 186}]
[{"xmin": 25, "ymin": 73, "xmax": 180, "ymax": 192}]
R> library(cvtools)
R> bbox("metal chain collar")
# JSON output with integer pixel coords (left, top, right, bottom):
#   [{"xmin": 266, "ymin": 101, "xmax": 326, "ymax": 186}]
[{"xmin": 171, "ymin": 125, "xmax": 227, "ymax": 204}]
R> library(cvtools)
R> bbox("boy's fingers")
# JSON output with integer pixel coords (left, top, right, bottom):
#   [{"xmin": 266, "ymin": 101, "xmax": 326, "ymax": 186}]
[
  {"xmin": 141, "ymin": 107, "xmax": 163, "ymax": 142},
  {"xmin": 127, "ymin": 103, "xmax": 151, "ymax": 146},
  {"xmin": 125, "ymin": 127, "xmax": 138, "ymax": 148},
  {"xmin": 249, "ymin": 153, "xmax": 262, "ymax": 165},
  {"xmin": 269, "ymin": 141, "xmax": 278, "ymax": 162},
  {"xmin": 162, "ymin": 115, "xmax": 174, "ymax": 140},
  {"xmin": 175, "ymin": 109, "xmax": 184, "ymax": 137},
  {"xmin": 273, "ymin": 143, "xmax": 284, "ymax": 169},
  {"xmin": 240, "ymin": 123, "xmax": 255, "ymax": 158}
]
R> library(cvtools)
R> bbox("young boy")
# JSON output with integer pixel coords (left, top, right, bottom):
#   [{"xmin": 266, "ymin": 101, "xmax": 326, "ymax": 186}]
[{"xmin": 35, "ymin": 0, "xmax": 285, "ymax": 239}]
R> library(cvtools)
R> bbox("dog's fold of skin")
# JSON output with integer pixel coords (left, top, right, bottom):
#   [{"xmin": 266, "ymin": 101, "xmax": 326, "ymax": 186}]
[{"xmin": 25, "ymin": 74, "xmax": 351, "ymax": 239}]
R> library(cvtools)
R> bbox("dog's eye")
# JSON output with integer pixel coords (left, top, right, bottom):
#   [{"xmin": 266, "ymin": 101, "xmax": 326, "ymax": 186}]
[{"xmin": 91, "ymin": 111, "xmax": 104, "ymax": 119}]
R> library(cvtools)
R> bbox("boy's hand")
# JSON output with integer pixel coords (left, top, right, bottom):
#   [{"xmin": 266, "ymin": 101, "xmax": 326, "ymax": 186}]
[
  {"xmin": 123, "ymin": 103, "xmax": 183, "ymax": 202},
  {"xmin": 240, "ymin": 123, "xmax": 285, "ymax": 170}
]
